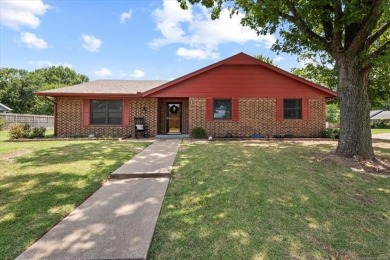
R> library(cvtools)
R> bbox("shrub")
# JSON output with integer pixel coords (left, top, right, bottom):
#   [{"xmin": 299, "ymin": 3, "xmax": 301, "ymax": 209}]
[
  {"xmin": 191, "ymin": 127, "xmax": 207, "ymax": 139},
  {"xmin": 8, "ymin": 123, "xmax": 31, "ymax": 139},
  {"xmin": 0, "ymin": 117, "xmax": 5, "ymax": 130},
  {"xmin": 319, "ymin": 128, "xmax": 339, "ymax": 139},
  {"xmin": 372, "ymin": 120, "xmax": 390, "ymax": 129},
  {"xmin": 332, "ymin": 128, "xmax": 340, "ymax": 139},
  {"xmin": 30, "ymin": 127, "xmax": 46, "ymax": 138}
]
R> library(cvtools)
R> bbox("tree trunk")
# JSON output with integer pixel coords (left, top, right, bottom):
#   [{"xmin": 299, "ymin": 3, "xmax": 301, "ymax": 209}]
[{"xmin": 336, "ymin": 56, "xmax": 374, "ymax": 158}]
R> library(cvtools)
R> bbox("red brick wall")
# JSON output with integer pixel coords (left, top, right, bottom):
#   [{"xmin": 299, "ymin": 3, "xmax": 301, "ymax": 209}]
[
  {"xmin": 56, "ymin": 96, "xmax": 325, "ymax": 138},
  {"xmin": 55, "ymin": 97, "xmax": 157, "ymax": 137},
  {"xmin": 188, "ymin": 97, "xmax": 326, "ymax": 137}
]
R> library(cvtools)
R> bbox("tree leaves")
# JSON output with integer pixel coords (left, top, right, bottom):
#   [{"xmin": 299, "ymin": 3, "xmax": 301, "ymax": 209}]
[{"xmin": 0, "ymin": 66, "xmax": 88, "ymax": 115}]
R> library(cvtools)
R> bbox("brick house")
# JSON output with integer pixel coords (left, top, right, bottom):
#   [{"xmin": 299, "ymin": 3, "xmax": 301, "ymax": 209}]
[{"xmin": 37, "ymin": 53, "xmax": 336, "ymax": 138}]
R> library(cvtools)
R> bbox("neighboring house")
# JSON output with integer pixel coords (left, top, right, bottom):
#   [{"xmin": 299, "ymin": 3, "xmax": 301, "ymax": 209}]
[
  {"xmin": 0, "ymin": 103, "xmax": 13, "ymax": 113},
  {"xmin": 37, "ymin": 53, "xmax": 337, "ymax": 138},
  {"xmin": 370, "ymin": 110, "xmax": 383, "ymax": 118},
  {"xmin": 371, "ymin": 110, "xmax": 390, "ymax": 120}
]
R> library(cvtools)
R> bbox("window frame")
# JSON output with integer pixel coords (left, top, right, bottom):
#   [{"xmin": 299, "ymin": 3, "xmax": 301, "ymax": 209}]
[
  {"xmin": 213, "ymin": 99, "xmax": 232, "ymax": 120},
  {"xmin": 283, "ymin": 98, "xmax": 302, "ymax": 120},
  {"xmin": 90, "ymin": 100, "xmax": 123, "ymax": 125}
]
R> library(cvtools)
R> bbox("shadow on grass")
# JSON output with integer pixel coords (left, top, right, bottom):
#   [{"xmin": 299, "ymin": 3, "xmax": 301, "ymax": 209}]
[
  {"xmin": 149, "ymin": 141, "xmax": 390, "ymax": 259},
  {"xmin": 0, "ymin": 140, "xmax": 148, "ymax": 260}
]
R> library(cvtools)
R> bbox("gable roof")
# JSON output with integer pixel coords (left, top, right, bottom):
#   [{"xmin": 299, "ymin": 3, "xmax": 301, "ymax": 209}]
[
  {"xmin": 36, "ymin": 80, "xmax": 168, "ymax": 97},
  {"xmin": 0, "ymin": 103, "xmax": 12, "ymax": 111},
  {"xmin": 371, "ymin": 110, "xmax": 390, "ymax": 120},
  {"xmin": 143, "ymin": 52, "xmax": 337, "ymax": 98},
  {"xmin": 370, "ymin": 110, "xmax": 383, "ymax": 117}
]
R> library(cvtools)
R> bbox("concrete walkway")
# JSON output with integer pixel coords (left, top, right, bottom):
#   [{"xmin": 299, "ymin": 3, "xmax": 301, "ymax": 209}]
[
  {"xmin": 372, "ymin": 133, "xmax": 390, "ymax": 140},
  {"xmin": 111, "ymin": 139, "xmax": 181, "ymax": 178},
  {"xmin": 17, "ymin": 139, "xmax": 181, "ymax": 260}
]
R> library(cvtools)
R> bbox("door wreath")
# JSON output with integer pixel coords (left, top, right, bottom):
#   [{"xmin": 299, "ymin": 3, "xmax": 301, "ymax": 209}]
[{"xmin": 170, "ymin": 105, "xmax": 179, "ymax": 114}]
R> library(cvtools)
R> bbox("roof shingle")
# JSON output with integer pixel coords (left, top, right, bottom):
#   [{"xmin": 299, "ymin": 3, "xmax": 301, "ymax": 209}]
[{"xmin": 37, "ymin": 80, "xmax": 168, "ymax": 96}]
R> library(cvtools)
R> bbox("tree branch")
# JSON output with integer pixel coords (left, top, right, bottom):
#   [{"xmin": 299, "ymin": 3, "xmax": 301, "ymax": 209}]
[
  {"xmin": 320, "ymin": 4, "xmax": 334, "ymax": 42},
  {"xmin": 369, "ymin": 40, "xmax": 390, "ymax": 59},
  {"xmin": 348, "ymin": 0, "xmax": 384, "ymax": 55},
  {"xmin": 366, "ymin": 22, "xmax": 390, "ymax": 48},
  {"xmin": 280, "ymin": 2, "xmax": 329, "ymax": 50},
  {"xmin": 332, "ymin": 0, "xmax": 344, "ymax": 52}
]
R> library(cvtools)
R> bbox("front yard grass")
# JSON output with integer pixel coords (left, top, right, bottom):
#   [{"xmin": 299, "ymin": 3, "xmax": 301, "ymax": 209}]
[
  {"xmin": 150, "ymin": 140, "xmax": 390, "ymax": 259},
  {"xmin": 0, "ymin": 131, "xmax": 150, "ymax": 259},
  {"xmin": 372, "ymin": 129, "xmax": 390, "ymax": 135}
]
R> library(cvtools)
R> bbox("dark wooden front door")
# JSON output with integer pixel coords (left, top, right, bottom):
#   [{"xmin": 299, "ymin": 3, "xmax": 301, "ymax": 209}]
[{"xmin": 167, "ymin": 103, "xmax": 181, "ymax": 134}]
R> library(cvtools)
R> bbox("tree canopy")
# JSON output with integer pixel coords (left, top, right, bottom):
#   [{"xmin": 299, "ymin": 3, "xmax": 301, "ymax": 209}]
[
  {"xmin": 292, "ymin": 55, "xmax": 390, "ymax": 109},
  {"xmin": 0, "ymin": 66, "xmax": 88, "ymax": 115}
]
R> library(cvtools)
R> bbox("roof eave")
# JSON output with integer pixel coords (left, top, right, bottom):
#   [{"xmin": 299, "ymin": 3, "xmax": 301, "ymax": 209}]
[{"xmin": 36, "ymin": 92, "xmax": 142, "ymax": 98}]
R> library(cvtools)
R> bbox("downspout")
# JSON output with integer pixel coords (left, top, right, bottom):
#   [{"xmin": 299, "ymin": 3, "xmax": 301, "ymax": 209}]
[{"xmin": 45, "ymin": 96, "xmax": 57, "ymax": 136}]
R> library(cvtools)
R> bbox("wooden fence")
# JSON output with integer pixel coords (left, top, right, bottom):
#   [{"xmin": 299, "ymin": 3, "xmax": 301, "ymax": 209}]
[{"xmin": 0, "ymin": 113, "xmax": 54, "ymax": 128}]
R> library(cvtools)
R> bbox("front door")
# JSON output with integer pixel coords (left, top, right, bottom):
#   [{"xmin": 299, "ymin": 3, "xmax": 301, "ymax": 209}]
[{"xmin": 167, "ymin": 103, "xmax": 181, "ymax": 134}]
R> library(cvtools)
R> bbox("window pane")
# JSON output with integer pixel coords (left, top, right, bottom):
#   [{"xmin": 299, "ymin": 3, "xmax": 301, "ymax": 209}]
[
  {"xmin": 90, "ymin": 100, "xmax": 123, "ymax": 125},
  {"xmin": 91, "ymin": 112, "xmax": 106, "ymax": 124},
  {"xmin": 283, "ymin": 99, "xmax": 302, "ymax": 119},
  {"xmin": 108, "ymin": 112, "xmax": 122, "ymax": 125},
  {"xmin": 91, "ymin": 100, "xmax": 106, "ymax": 112},
  {"xmin": 108, "ymin": 101, "xmax": 122, "ymax": 112},
  {"xmin": 214, "ymin": 99, "xmax": 231, "ymax": 119}
]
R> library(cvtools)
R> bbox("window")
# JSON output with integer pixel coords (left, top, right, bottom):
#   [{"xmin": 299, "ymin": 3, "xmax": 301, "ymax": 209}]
[
  {"xmin": 214, "ymin": 99, "xmax": 231, "ymax": 120},
  {"xmin": 91, "ymin": 100, "xmax": 122, "ymax": 125},
  {"xmin": 284, "ymin": 99, "xmax": 302, "ymax": 119}
]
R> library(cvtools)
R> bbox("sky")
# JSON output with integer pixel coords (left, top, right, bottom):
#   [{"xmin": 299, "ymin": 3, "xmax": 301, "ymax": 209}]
[{"xmin": 0, "ymin": 0, "xmax": 304, "ymax": 81}]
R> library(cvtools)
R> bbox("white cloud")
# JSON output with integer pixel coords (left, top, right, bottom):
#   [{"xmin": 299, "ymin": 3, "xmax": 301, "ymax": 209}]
[
  {"xmin": 120, "ymin": 9, "xmax": 132, "ymax": 24},
  {"xmin": 176, "ymin": 47, "xmax": 219, "ymax": 60},
  {"xmin": 94, "ymin": 68, "xmax": 112, "ymax": 77},
  {"xmin": 81, "ymin": 34, "xmax": 102, "ymax": 52},
  {"xmin": 28, "ymin": 60, "xmax": 73, "ymax": 68},
  {"xmin": 150, "ymin": 0, "xmax": 276, "ymax": 59},
  {"xmin": 19, "ymin": 32, "xmax": 48, "ymax": 49},
  {"xmin": 273, "ymin": 56, "xmax": 285, "ymax": 63},
  {"xmin": 130, "ymin": 69, "xmax": 145, "ymax": 78},
  {"xmin": 0, "ymin": 0, "xmax": 50, "ymax": 30}
]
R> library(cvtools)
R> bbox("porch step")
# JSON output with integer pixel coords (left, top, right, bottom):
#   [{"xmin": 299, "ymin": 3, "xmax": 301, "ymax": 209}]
[{"xmin": 156, "ymin": 134, "xmax": 190, "ymax": 139}]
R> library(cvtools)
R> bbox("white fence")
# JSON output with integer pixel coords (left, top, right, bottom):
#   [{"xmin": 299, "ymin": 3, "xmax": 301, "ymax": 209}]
[{"xmin": 0, "ymin": 113, "xmax": 54, "ymax": 128}]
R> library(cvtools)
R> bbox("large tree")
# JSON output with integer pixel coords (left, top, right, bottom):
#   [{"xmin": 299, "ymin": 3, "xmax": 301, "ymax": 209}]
[
  {"xmin": 179, "ymin": 0, "xmax": 389, "ymax": 158},
  {"xmin": 0, "ymin": 66, "xmax": 88, "ymax": 115}
]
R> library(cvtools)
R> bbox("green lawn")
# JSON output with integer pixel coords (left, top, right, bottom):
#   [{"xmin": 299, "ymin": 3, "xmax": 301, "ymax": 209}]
[
  {"xmin": 0, "ymin": 130, "xmax": 150, "ymax": 259},
  {"xmin": 372, "ymin": 129, "xmax": 390, "ymax": 135},
  {"xmin": 149, "ymin": 141, "xmax": 390, "ymax": 259}
]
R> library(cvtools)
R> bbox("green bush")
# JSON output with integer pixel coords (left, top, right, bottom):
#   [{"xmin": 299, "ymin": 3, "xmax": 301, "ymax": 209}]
[
  {"xmin": 371, "ymin": 120, "xmax": 390, "ymax": 129},
  {"xmin": 30, "ymin": 127, "xmax": 46, "ymax": 138},
  {"xmin": 8, "ymin": 123, "xmax": 31, "ymax": 139},
  {"xmin": 191, "ymin": 127, "xmax": 207, "ymax": 139},
  {"xmin": 0, "ymin": 117, "xmax": 5, "ymax": 130},
  {"xmin": 332, "ymin": 128, "xmax": 340, "ymax": 139},
  {"xmin": 319, "ymin": 128, "xmax": 339, "ymax": 139}
]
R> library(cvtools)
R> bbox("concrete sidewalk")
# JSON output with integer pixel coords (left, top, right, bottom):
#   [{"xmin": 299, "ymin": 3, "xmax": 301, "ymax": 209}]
[
  {"xmin": 111, "ymin": 139, "xmax": 181, "ymax": 178},
  {"xmin": 17, "ymin": 178, "xmax": 169, "ymax": 260},
  {"xmin": 17, "ymin": 139, "xmax": 182, "ymax": 260}
]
